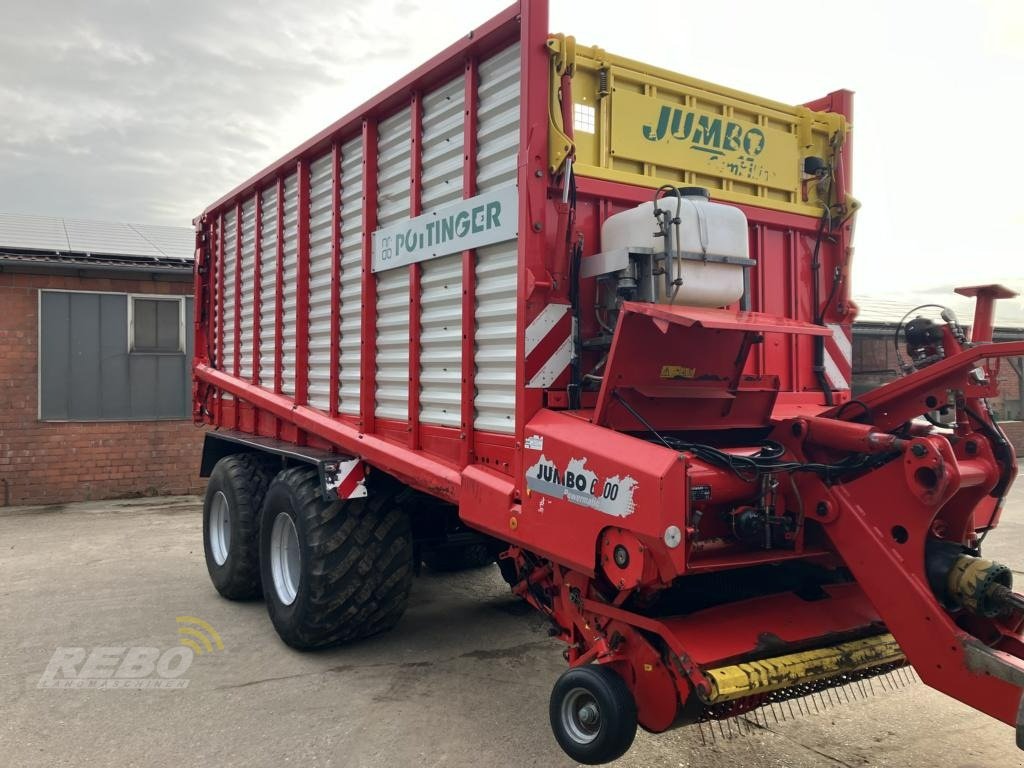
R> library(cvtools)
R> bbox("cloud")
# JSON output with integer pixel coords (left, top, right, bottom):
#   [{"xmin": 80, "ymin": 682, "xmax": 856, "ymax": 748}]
[
  {"xmin": 3, "ymin": 0, "xmax": 1021, "ymax": 298},
  {"xmin": 0, "ymin": 0, "xmax": 505, "ymax": 226}
]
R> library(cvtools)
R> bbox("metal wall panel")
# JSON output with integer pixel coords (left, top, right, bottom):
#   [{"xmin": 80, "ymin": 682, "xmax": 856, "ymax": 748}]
[
  {"xmin": 258, "ymin": 185, "xmax": 278, "ymax": 388},
  {"xmin": 419, "ymin": 254, "xmax": 463, "ymax": 426},
  {"xmin": 211, "ymin": 221, "xmax": 221, "ymax": 368},
  {"xmin": 476, "ymin": 44, "xmax": 521, "ymax": 190},
  {"xmin": 220, "ymin": 208, "xmax": 237, "ymax": 378},
  {"xmin": 473, "ymin": 43, "xmax": 520, "ymax": 433},
  {"xmin": 420, "ymin": 75, "xmax": 465, "ymax": 211},
  {"xmin": 338, "ymin": 136, "xmax": 363, "ymax": 415},
  {"xmin": 306, "ymin": 153, "xmax": 334, "ymax": 411},
  {"xmin": 280, "ymin": 172, "xmax": 299, "ymax": 396},
  {"xmin": 238, "ymin": 198, "xmax": 257, "ymax": 380},
  {"xmin": 39, "ymin": 291, "xmax": 192, "ymax": 421},
  {"xmin": 419, "ymin": 75, "xmax": 466, "ymax": 427},
  {"xmin": 375, "ymin": 107, "xmax": 412, "ymax": 420}
]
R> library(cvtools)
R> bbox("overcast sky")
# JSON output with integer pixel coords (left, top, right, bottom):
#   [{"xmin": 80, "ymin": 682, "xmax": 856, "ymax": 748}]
[{"xmin": 1, "ymin": 0, "xmax": 1021, "ymax": 295}]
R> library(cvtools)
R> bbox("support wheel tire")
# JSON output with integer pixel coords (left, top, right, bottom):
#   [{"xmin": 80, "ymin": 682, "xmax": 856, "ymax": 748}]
[
  {"xmin": 550, "ymin": 665, "xmax": 638, "ymax": 765},
  {"xmin": 203, "ymin": 453, "xmax": 273, "ymax": 601},
  {"xmin": 423, "ymin": 543, "xmax": 494, "ymax": 572},
  {"xmin": 259, "ymin": 466, "xmax": 413, "ymax": 649}
]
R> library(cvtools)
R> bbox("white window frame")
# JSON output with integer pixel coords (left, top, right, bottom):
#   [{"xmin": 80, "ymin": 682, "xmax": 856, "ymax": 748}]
[{"xmin": 127, "ymin": 294, "xmax": 186, "ymax": 354}]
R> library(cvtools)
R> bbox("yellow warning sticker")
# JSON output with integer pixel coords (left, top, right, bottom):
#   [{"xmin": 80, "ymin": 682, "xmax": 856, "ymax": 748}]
[{"xmin": 661, "ymin": 365, "xmax": 696, "ymax": 380}]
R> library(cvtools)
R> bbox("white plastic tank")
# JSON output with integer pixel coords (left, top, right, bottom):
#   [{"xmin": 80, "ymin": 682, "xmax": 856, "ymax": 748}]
[{"xmin": 600, "ymin": 188, "xmax": 750, "ymax": 307}]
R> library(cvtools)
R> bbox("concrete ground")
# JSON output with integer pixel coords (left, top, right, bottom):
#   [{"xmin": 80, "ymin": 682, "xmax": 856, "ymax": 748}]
[{"xmin": 2, "ymin": 488, "xmax": 1023, "ymax": 768}]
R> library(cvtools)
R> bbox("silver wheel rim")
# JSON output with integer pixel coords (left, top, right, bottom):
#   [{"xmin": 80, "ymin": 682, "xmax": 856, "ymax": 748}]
[
  {"xmin": 208, "ymin": 491, "xmax": 231, "ymax": 566},
  {"xmin": 270, "ymin": 512, "xmax": 301, "ymax": 606},
  {"xmin": 561, "ymin": 687, "xmax": 602, "ymax": 745}
]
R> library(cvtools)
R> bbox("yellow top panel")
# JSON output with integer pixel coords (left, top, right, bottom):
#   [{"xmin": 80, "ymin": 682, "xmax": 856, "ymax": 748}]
[{"xmin": 560, "ymin": 42, "xmax": 848, "ymax": 217}]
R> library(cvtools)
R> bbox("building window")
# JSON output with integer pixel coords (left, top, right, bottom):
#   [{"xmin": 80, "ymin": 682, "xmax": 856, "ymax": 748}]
[
  {"xmin": 130, "ymin": 296, "xmax": 184, "ymax": 353},
  {"xmin": 38, "ymin": 290, "xmax": 193, "ymax": 421}
]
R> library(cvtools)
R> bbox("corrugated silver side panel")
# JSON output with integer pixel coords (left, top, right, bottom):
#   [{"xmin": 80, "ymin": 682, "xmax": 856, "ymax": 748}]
[
  {"xmin": 258, "ymin": 185, "xmax": 278, "ymax": 389},
  {"xmin": 238, "ymin": 198, "xmax": 257, "ymax": 380},
  {"xmin": 421, "ymin": 75, "xmax": 465, "ymax": 211},
  {"xmin": 474, "ymin": 243, "xmax": 518, "ymax": 433},
  {"xmin": 419, "ymin": 254, "xmax": 463, "ymax": 427},
  {"xmin": 473, "ymin": 43, "xmax": 520, "ymax": 434},
  {"xmin": 338, "ymin": 136, "xmax": 363, "ymax": 416},
  {"xmin": 375, "ymin": 107, "xmax": 412, "ymax": 421},
  {"xmin": 211, "ymin": 222, "xmax": 220, "ymax": 368},
  {"xmin": 221, "ymin": 208, "xmax": 237, "ymax": 378},
  {"xmin": 280, "ymin": 173, "xmax": 299, "ymax": 396},
  {"xmin": 419, "ymin": 76, "xmax": 466, "ymax": 427},
  {"xmin": 476, "ymin": 44, "xmax": 521, "ymax": 190},
  {"xmin": 306, "ymin": 153, "xmax": 334, "ymax": 411}
]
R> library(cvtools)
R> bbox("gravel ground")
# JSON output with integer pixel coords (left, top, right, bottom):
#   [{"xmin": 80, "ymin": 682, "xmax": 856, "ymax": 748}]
[{"xmin": 1, "ymin": 486, "xmax": 1023, "ymax": 767}]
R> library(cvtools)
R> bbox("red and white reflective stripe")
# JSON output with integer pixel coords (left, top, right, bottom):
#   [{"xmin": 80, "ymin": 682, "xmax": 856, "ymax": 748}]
[
  {"xmin": 823, "ymin": 322, "xmax": 853, "ymax": 391},
  {"xmin": 326, "ymin": 458, "xmax": 368, "ymax": 499},
  {"xmin": 525, "ymin": 303, "xmax": 573, "ymax": 389}
]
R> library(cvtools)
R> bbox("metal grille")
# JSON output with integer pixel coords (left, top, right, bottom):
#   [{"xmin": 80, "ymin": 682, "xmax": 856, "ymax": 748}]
[
  {"xmin": 280, "ymin": 172, "xmax": 299, "ymax": 396},
  {"xmin": 306, "ymin": 153, "xmax": 334, "ymax": 411},
  {"xmin": 473, "ymin": 43, "xmax": 520, "ymax": 433},
  {"xmin": 374, "ymin": 107, "xmax": 412, "ymax": 421},
  {"xmin": 338, "ymin": 135, "xmax": 363, "ymax": 415},
  {"xmin": 238, "ymin": 198, "xmax": 257, "ymax": 380},
  {"xmin": 419, "ymin": 75, "xmax": 466, "ymax": 427},
  {"xmin": 258, "ymin": 185, "xmax": 278, "ymax": 389},
  {"xmin": 220, "ymin": 208, "xmax": 237, "ymax": 378}
]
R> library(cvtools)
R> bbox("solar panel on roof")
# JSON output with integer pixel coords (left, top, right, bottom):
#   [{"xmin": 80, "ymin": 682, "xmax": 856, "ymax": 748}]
[{"xmin": 0, "ymin": 213, "xmax": 193, "ymax": 261}]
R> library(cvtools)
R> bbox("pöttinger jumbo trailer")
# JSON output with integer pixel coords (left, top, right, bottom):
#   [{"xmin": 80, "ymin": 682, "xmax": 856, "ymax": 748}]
[{"xmin": 193, "ymin": 1, "xmax": 1024, "ymax": 762}]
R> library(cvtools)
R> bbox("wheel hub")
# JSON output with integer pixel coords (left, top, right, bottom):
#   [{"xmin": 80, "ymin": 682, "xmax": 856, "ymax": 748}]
[
  {"xmin": 562, "ymin": 687, "xmax": 602, "ymax": 744},
  {"xmin": 578, "ymin": 703, "xmax": 600, "ymax": 727},
  {"xmin": 270, "ymin": 512, "xmax": 301, "ymax": 605},
  {"xmin": 208, "ymin": 491, "xmax": 231, "ymax": 566}
]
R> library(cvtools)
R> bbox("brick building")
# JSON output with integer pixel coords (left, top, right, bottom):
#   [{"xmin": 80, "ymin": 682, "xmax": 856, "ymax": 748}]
[
  {"xmin": 0, "ymin": 214, "xmax": 204, "ymax": 506},
  {"xmin": 852, "ymin": 292, "xmax": 1024, "ymax": 454}
]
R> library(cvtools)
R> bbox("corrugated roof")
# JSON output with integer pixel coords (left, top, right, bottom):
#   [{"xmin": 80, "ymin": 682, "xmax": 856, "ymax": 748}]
[
  {"xmin": 0, "ymin": 213, "xmax": 193, "ymax": 262},
  {"xmin": 854, "ymin": 281, "xmax": 1024, "ymax": 330}
]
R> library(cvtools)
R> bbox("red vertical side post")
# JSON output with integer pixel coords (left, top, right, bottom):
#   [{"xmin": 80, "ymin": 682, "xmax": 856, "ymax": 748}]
[
  {"xmin": 192, "ymin": 223, "xmax": 206, "ymax": 423},
  {"xmin": 358, "ymin": 120, "xmax": 379, "ymax": 434},
  {"xmin": 232, "ymin": 201, "xmax": 243, "ymax": 429},
  {"xmin": 216, "ymin": 212, "xmax": 225, "ymax": 371},
  {"xmin": 514, "ymin": 0, "xmax": 551, "ymax": 488},
  {"xmin": 216, "ymin": 212, "xmax": 226, "ymax": 424},
  {"xmin": 329, "ymin": 141, "xmax": 342, "ymax": 417},
  {"xmin": 201, "ymin": 218, "xmax": 215, "ymax": 370},
  {"xmin": 408, "ymin": 92, "xmax": 423, "ymax": 449},
  {"xmin": 460, "ymin": 57, "xmax": 479, "ymax": 467},
  {"xmin": 295, "ymin": 159, "xmax": 311, "ymax": 408},
  {"xmin": 274, "ymin": 177, "xmax": 285, "ymax": 397},
  {"xmin": 252, "ymin": 191, "xmax": 263, "ymax": 386}
]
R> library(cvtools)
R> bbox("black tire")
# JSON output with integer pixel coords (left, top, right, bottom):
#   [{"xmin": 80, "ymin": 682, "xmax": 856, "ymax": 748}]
[
  {"xmin": 549, "ymin": 665, "xmax": 638, "ymax": 765},
  {"xmin": 259, "ymin": 466, "xmax": 413, "ymax": 649},
  {"xmin": 203, "ymin": 453, "xmax": 273, "ymax": 601},
  {"xmin": 422, "ymin": 543, "xmax": 494, "ymax": 572}
]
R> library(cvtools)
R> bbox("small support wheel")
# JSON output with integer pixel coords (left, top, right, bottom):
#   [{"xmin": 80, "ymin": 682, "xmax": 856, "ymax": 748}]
[{"xmin": 549, "ymin": 664, "xmax": 638, "ymax": 765}]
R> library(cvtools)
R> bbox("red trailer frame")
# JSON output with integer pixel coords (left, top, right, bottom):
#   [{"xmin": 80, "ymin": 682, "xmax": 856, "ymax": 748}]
[
  {"xmin": 193, "ymin": 1, "xmax": 1024, "ymax": 760},
  {"xmin": 194, "ymin": 0, "xmax": 854, "ymax": 502}
]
